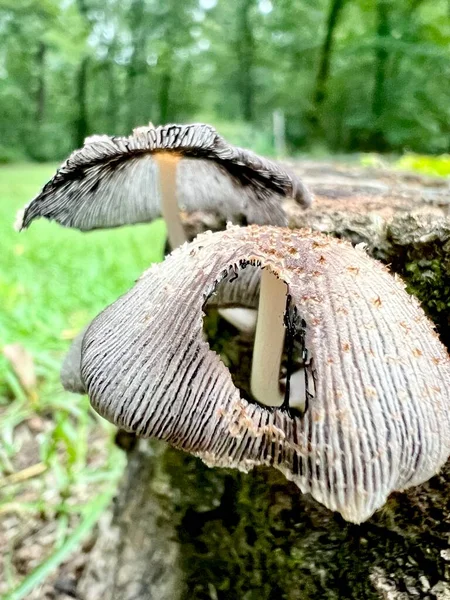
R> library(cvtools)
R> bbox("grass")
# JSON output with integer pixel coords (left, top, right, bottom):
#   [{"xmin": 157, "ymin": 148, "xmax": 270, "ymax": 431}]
[
  {"xmin": 395, "ymin": 153, "xmax": 450, "ymax": 177},
  {"xmin": 0, "ymin": 163, "xmax": 166, "ymax": 597},
  {"xmin": 360, "ymin": 152, "xmax": 450, "ymax": 177}
]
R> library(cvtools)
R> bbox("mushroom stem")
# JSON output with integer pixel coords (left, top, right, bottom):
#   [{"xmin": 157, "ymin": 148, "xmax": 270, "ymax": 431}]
[
  {"xmin": 250, "ymin": 268, "xmax": 287, "ymax": 407},
  {"xmin": 218, "ymin": 308, "xmax": 257, "ymax": 336},
  {"xmin": 153, "ymin": 152, "xmax": 185, "ymax": 249}
]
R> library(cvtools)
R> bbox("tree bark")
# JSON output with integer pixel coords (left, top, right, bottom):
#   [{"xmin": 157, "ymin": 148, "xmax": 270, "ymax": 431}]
[
  {"xmin": 371, "ymin": 0, "xmax": 391, "ymax": 150},
  {"xmin": 236, "ymin": 0, "xmax": 256, "ymax": 122},
  {"xmin": 312, "ymin": 0, "xmax": 346, "ymax": 113},
  {"xmin": 78, "ymin": 441, "xmax": 184, "ymax": 600},
  {"xmin": 78, "ymin": 161, "xmax": 450, "ymax": 600},
  {"xmin": 35, "ymin": 41, "xmax": 46, "ymax": 124},
  {"xmin": 126, "ymin": 0, "xmax": 147, "ymax": 131}
]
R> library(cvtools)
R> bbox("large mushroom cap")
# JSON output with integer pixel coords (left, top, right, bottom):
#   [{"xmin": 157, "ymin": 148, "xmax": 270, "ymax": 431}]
[
  {"xmin": 73, "ymin": 225, "xmax": 450, "ymax": 523},
  {"xmin": 17, "ymin": 123, "xmax": 312, "ymax": 232}
]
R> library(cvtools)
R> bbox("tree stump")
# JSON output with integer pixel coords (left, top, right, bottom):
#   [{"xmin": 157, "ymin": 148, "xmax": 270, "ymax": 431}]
[{"xmin": 79, "ymin": 161, "xmax": 450, "ymax": 600}]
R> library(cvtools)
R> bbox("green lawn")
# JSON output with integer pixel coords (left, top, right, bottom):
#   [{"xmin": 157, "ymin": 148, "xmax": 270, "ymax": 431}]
[{"xmin": 0, "ymin": 163, "xmax": 166, "ymax": 598}]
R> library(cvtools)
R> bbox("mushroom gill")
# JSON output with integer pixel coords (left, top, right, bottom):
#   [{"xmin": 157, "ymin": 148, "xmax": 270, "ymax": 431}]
[
  {"xmin": 16, "ymin": 123, "xmax": 312, "ymax": 241},
  {"xmin": 76, "ymin": 225, "xmax": 450, "ymax": 523}
]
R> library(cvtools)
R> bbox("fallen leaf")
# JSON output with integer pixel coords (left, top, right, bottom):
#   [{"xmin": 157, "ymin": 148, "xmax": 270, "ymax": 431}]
[{"xmin": 3, "ymin": 343, "xmax": 37, "ymax": 394}]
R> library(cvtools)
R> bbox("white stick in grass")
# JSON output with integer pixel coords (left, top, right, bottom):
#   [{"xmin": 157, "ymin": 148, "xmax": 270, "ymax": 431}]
[
  {"xmin": 153, "ymin": 152, "xmax": 185, "ymax": 249},
  {"xmin": 250, "ymin": 268, "xmax": 288, "ymax": 407}
]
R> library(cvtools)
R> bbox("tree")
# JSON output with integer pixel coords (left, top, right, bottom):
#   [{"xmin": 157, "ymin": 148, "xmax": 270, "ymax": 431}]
[
  {"xmin": 311, "ymin": 0, "xmax": 347, "ymax": 131},
  {"xmin": 126, "ymin": 0, "xmax": 147, "ymax": 130},
  {"xmin": 74, "ymin": 0, "xmax": 91, "ymax": 147},
  {"xmin": 236, "ymin": 0, "xmax": 256, "ymax": 122}
]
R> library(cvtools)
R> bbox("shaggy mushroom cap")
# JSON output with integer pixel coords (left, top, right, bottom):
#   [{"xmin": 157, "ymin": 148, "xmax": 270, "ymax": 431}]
[
  {"xmin": 72, "ymin": 225, "xmax": 450, "ymax": 523},
  {"xmin": 16, "ymin": 123, "xmax": 312, "ymax": 233}
]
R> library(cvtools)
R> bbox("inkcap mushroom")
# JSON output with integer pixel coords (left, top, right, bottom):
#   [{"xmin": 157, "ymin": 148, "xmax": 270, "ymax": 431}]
[
  {"xmin": 16, "ymin": 122, "xmax": 312, "ymax": 246},
  {"xmin": 69, "ymin": 225, "xmax": 450, "ymax": 523}
]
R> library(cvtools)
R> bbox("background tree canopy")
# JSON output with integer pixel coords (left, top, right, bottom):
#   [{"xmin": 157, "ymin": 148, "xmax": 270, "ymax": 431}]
[{"xmin": 0, "ymin": 0, "xmax": 449, "ymax": 162}]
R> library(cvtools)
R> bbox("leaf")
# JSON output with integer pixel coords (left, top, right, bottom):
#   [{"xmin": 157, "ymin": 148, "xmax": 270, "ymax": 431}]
[{"xmin": 3, "ymin": 344, "xmax": 37, "ymax": 395}]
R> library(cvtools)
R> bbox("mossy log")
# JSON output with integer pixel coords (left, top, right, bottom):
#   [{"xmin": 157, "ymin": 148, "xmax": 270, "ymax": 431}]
[{"xmin": 79, "ymin": 162, "xmax": 450, "ymax": 600}]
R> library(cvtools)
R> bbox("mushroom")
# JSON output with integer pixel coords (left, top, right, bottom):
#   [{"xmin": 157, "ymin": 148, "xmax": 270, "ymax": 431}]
[
  {"xmin": 17, "ymin": 122, "xmax": 313, "ymax": 408},
  {"xmin": 71, "ymin": 225, "xmax": 450, "ymax": 523},
  {"xmin": 251, "ymin": 270, "xmax": 288, "ymax": 406},
  {"xmin": 16, "ymin": 122, "xmax": 312, "ymax": 241},
  {"xmin": 60, "ymin": 325, "xmax": 89, "ymax": 394}
]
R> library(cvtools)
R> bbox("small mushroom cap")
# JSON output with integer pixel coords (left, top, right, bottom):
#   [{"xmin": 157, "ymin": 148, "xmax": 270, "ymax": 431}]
[
  {"xmin": 17, "ymin": 123, "xmax": 312, "ymax": 232},
  {"xmin": 75, "ymin": 225, "xmax": 450, "ymax": 523},
  {"xmin": 60, "ymin": 326, "xmax": 88, "ymax": 394}
]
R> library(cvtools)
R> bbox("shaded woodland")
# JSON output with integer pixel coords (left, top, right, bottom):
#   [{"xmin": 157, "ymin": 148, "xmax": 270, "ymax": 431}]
[{"xmin": 0, "ymin": 0, "xmax": 449, "ymax": 162}]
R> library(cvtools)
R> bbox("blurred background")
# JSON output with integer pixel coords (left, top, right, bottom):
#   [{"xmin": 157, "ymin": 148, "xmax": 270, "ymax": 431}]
[
  {"xmin": 0, "ymin": 0, "xmax": 449, "ymax": 598},
  {"xmin": 1, "ymin": 0, "xmax": 450, "ymax": 163}
]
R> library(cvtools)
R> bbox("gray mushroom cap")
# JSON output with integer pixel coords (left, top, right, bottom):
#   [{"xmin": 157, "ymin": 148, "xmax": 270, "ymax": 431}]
[
  {"xmin": 16, "ymin": 123, "xmax": 312, "ymax": 232},
  {"xmin": 72, "ymin": 225, "xmax": 450, "ymax": 523},
  {"xmin": 60, "ymin": 325, "xmax": 89, "ymax": 394}
]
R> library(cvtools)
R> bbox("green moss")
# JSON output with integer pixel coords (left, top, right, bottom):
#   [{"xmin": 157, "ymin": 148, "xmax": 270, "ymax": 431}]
[
  {"xmin": 163, "ymin": 444, "xmax": 449, "ymax": 600},
  {"xmin": 386, "ymin": 216, "xmax": 450, "ymax": 346},
  {"xmin": 405, "ymin": 258, "xmax": 450, "ymax": 314}
]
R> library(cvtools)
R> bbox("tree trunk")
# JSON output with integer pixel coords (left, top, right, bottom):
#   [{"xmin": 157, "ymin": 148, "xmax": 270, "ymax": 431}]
[
  {"xmin": 35, "ymin": 41, "xmax": 46, "ymax": 124},
  {"xmin": 106, "ymin": 58, "xmax": 119, "ymax": 134},
  {"xmin": 74, "ymin": 56, "xmax": 89, "ymax": 148},
  {"xmin": 312, "ymin": 0, "xmax": 346, "ymax": 114},
  {"xmin": 78, "ymin": 441, "xmax": 184, "ymax": 600},
  {"xmin": 79, "ymin": 162, "xmax": 450, "ymax": 600},
  {"xmin": 75, "ymin": 0, "xmax": 90, "ymax": 148},
  {"xmin": 126, "ymin": 0, "xmax": 146, "ymax": 131},
  {"xmin": 158, "ymin": 58, "xmax": 172, "ymax": 124},
  {"xmin": 236, "ymin": 0, "xmax": 255, "ymax": 122},
  {"xmin": 371, "ymin": 0, "xmax": 390, "ymax": 150}
]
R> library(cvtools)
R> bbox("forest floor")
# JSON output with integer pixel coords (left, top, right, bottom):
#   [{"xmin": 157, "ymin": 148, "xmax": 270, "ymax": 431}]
[{"xmin": 0, "ymin": 159, "xmax": 449, "ymax": 600}]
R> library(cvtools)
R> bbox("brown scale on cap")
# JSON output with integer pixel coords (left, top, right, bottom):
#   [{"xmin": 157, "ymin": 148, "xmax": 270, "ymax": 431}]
[
  {"xmin": 66, "ymin": 224, "xmax": 450, "ymax": 523},
  {"xmin": 16, "ymin": 123, "xmax": 312, "ymax": 242}
]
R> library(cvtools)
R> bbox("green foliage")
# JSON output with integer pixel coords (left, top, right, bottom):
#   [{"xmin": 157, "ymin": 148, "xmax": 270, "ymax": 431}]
[
  {"xmin": 360, "ymin": 152, "xmax": 450, "ymax": 178},
  {"xmin": 396, "ymin": 154, "xmax": 450, "ymax": 177},
  {"xmin": 0, "ymin": 0, "xmax": 449, "ymax": 159},
  {"xmin": 196, "ymin": 117, "xmax": 276, "ymax": 156},
  {"xmin": 0, "ymin": 147, "xmax": 25, "ymax": 165}
]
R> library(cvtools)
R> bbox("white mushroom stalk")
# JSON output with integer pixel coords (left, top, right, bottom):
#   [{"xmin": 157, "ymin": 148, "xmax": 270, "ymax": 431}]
[
  {"xmin": 153, "ymin": 152, "xmax": 185, "ymax": 249},
  {"xmin": 250, "ymin": 268, "xmax": 288, "ymax": 407}
]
